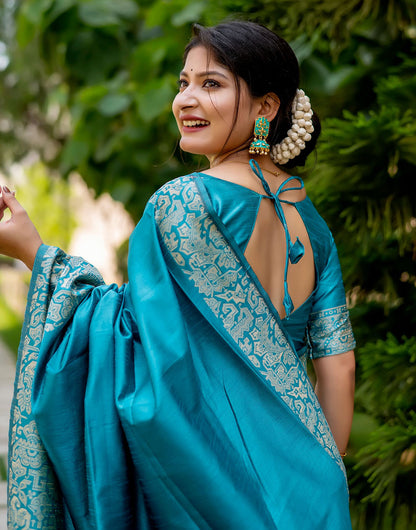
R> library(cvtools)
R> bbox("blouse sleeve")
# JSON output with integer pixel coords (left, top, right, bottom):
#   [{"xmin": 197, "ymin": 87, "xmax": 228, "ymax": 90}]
[{"xmin": 307, "ymin": 237, "xmax": 356, "ymax": 359}]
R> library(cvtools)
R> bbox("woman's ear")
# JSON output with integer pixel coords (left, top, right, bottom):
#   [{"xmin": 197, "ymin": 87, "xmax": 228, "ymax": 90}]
[{"xmin": 258, "ymin": 93, "xmax": 280, "ymax": 122}]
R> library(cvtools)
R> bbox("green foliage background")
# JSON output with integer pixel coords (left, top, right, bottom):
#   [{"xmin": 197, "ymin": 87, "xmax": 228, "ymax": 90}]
[{"xmin": 1, "ymin": 0, "xmax": 415, "ymax": 527}]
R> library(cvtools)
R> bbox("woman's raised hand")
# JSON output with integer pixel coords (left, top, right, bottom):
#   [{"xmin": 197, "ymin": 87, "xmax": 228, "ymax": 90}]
[{"xmin": 0, "ymin": 186, "xmax": 43, "ymax": 270}]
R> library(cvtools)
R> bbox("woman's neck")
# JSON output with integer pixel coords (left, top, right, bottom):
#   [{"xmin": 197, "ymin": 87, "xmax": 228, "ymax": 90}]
[
  {"xmin": 208, "ymin": 148, "xmax": 249, "ymax": 168},
  {"xmin": 209, "ymin": 150, "xmax": 283, "ymax": 178}
]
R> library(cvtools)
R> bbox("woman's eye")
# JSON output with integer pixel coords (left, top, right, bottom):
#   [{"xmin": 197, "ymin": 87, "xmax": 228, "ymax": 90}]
[
  {"xmin": 203, "ymin": 79, "xmax": 220, "ymax": 88},
  {"xmin": 177, "ymin": 78, "xmax": 220, "ymax": 90}
]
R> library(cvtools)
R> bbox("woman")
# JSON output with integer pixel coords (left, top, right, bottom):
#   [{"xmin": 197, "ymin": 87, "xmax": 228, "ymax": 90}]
[{"xmin": 3, "ymin": 21, "xmax": 355, "ymax": 530}]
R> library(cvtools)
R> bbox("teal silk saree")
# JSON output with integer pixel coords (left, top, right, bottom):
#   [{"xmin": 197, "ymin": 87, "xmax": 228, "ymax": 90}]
[{"xmin": 8, "ymin": 174, "xmax": 355, "ymax": 529}]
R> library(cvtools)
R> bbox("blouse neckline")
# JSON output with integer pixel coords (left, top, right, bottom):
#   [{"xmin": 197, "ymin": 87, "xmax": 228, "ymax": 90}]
[{"xmin": 194, "ymin": 171, "xmax": 308, "ymax": 205}]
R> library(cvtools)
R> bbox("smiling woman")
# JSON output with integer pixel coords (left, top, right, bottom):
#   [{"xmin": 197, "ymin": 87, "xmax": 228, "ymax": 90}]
[
  {"xmin": 173, "ymin": 46, "xmax": 257, "ymax": 160},
  {"xmin": 3, "ymin": 20, "xmax": 355, "ymax": 530}
]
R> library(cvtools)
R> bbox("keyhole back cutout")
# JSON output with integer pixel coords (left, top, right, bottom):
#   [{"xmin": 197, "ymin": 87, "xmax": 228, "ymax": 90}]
[{"xmin": 244, "ymin": 195, "xmax": 315, "ymax": 319}]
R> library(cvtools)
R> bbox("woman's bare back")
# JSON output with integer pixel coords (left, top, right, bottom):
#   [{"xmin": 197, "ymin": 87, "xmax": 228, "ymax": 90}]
[{"xmin": 204, "ymin": 161, "xmax": 315, "ymax": 319}]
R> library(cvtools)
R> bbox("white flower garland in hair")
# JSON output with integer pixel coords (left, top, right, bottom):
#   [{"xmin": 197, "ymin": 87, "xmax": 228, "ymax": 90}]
[{"xmin": 270, "ymin": 89, "xmax": 314, "ymax": 165}]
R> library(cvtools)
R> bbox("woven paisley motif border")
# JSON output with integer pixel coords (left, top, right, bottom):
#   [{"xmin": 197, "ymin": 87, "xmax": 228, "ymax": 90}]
[
  {"xmin": 151, "ymin": 177, "xmax": 345, "ymax": 473},
  {"xmin": 8, "ymin": 247, "xmax": 64, "ymax": 529},
  {"xmin": 7, "ymin": 247, "xmax": 103, "ymax": 529},
  {"xmin": 308, "ymin": 305, "xmax": 356, "ymax": 358}
]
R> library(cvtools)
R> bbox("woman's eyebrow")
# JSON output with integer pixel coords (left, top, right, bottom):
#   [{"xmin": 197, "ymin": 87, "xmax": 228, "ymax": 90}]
[{"xmin": 179, "ymin": 70, "xmax": 228, "ymax": 79}]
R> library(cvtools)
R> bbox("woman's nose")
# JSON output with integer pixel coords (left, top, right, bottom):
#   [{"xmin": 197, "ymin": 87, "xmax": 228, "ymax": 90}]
[{"xmin": 176, "ymin": 86, "xmax": 198, "ymax": 109}]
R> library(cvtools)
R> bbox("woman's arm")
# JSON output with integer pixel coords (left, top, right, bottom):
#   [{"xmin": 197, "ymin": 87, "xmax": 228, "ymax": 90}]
[
  {"xmin": 0, "ymin": 186, "xmax": 43, "ymax": 270},
  {"xmin": 312, "ymin": 350, "xmax": 355, "ymax": 454}
]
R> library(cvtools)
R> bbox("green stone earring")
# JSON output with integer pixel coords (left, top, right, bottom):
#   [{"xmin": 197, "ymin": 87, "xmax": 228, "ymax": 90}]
[{"xmin": 249, "ymin": 116, "xmax": 270, "ymax": 155}]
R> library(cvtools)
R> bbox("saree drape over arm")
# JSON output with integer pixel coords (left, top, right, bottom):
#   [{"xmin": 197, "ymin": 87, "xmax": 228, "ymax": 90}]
[{"xmin": 8, "ymin": 175, "xmax": 355, "ymax": 529}]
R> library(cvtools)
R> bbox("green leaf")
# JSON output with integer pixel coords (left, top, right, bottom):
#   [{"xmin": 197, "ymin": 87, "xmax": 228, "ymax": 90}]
[
  {"xmin": 111, "ymin": 179, "xmax": 136, "ymax": 204},
  {"xmin": 16, "ymin": 0, "xmax": 57, "ymax": 46},
  {"xmin": 66, "ymin": 31, "xmax": 122, "ymax": 83},
  {"xmin": 19, "ymin": 0, "xmax": 54, "ymax": 25},
  {"xmin": 171, "ymin": 1, "xmax": 207, "ymax": 27},
  {"xmin": 145, "ymin": 0, "xmax": 173, "ymax": 28},
  {"xmin": 78, "ymin": 0, "xmax": 139, "ymax": 27},
  {"xmin": 44, "ymin": 0, "xmax": 77, "ymax": 26},
  {"xmin": 131, "ymin": 40, "xmax": 167, "ymax": 81},
  {"xmin": 60, "ymin": 138, "xmax": 90, "ymax": 173},
  {"xmin": 399, "ymin": 136, "xmax": 416, "ymax": 165},
  {"xmin": 77, "ymin": 84, "xmax": 109, "ymax": 105},
  {"xmin": 136, "ymin": 77, "xmax": 176, "ymax": 122},
  {"xmin": 97, "ymin": 93, "xmax": 131, "ymax": 116}
]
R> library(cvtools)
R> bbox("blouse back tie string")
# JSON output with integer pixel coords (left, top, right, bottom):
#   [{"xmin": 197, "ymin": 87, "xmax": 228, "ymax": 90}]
[{"xmin": 249, "ymin": 159, "xmax": 305, "ymax": 318}]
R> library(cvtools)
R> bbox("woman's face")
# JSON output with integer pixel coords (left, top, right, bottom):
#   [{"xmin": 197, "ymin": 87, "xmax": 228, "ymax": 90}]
[{"xmin": 172, "ymin": 46, "xmax": 258, "ymax": 162}]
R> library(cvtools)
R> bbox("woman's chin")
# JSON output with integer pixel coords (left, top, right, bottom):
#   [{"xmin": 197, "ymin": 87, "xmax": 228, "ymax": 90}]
[{"xmin": 179, "ymin": 139, "xmax": 211, "ymax": 157}]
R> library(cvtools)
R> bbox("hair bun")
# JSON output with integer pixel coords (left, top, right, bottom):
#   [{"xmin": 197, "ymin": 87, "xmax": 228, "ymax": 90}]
[{"xmin": 270, "ymin": 89, "xmax": 314, "ymax": 166}]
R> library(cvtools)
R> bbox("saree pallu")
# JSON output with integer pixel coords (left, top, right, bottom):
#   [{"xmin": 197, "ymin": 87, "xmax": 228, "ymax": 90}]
[{"xmin": 8, "ymin": 176, "xmax": 352, "ymax": 529}]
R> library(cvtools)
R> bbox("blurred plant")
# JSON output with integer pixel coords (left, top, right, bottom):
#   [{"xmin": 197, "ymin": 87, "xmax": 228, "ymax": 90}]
[
  {"xmin": 0, "ymin": 0, "xmax": 207, "ymax": 220},
  {"xmin": 14, "ymin": 162, "xmax": 77, "ymax": 249},
  {"xmin": 296, "ymin": 2, "xmax": 416, "ymax": 527},
  {"xmin": 349, "ymin": 336, "xmax": 416, "ymax": 529}
]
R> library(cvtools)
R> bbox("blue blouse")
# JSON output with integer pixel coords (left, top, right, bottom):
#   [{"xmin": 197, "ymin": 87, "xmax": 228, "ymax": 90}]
[{"xmin": 197, "ymin": 170, "xmax": 355, "ymax": 362}]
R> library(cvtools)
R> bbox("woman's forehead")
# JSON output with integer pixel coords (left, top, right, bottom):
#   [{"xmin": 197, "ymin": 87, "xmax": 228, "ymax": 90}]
[{"xmin": 182, "ymin": 46, "xmax": 229, "ymax": 76}]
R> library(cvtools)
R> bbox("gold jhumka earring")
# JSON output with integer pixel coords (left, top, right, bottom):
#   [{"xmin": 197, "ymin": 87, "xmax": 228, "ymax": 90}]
[{"xmin": 249, "ymin": 116, "xmax": 270, "ymax": 155}]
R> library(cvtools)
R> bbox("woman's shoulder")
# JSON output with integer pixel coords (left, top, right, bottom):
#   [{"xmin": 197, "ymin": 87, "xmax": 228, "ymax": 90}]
[
  {"xmin": 298, "ymin": 196, "xmax": 332, "ymax": 233},
  {"xmin": 149, "ymin": 174, "xmax": 199, "ymax": 205},
  {"xmin": 297, "ymin": 197, "xmax": 337, "ymax": 269}
]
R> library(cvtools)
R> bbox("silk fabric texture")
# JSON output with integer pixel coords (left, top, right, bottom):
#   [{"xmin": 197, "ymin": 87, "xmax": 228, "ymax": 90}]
[{"xmin": 8, "ymin": 175, "xmax": 353, "ymax": 529}]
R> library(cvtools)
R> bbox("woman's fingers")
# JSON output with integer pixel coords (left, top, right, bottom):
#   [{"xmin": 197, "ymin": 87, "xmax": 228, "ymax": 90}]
[
  {"xmin": 2, "ymin": 186, "xmax": 23, "ymax": 215},
  {"xmin": 0, "ymin": 196, "xmax": 5, "ymax": 221},
  {"xmin": 0, "ymin": 186, "xmax": 27, "ymax": 225},
  {"xmin": 0, "ymin": 186, "xmax": 43, "ymax": 269}
]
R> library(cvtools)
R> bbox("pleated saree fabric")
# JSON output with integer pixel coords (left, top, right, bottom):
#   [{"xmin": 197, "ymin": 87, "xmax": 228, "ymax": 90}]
[{"xmin": 8, "ymin": 173, "xmax": 355, "ymax": 529}]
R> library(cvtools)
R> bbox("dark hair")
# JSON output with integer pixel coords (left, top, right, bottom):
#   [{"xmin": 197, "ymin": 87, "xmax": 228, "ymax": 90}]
[{"xmin": 184, "ymin": 21, "xmax": 321, "ymax": 168}]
